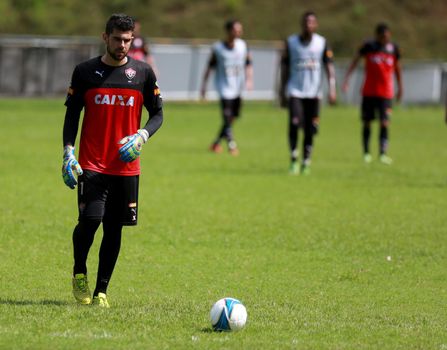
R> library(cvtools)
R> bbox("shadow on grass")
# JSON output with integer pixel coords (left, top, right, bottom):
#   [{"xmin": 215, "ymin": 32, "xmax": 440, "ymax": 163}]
[
  {"xmin": 200, "ymin": 327, "xmax": 215, "ymax": 333},
  {"xmin": 0, "ymin": 298, "xmax": 70, "ymax": 306}
]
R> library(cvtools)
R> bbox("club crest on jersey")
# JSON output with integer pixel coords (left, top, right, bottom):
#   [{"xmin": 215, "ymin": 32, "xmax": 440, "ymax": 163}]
[
  {"xmin": 94, "ymin": 94, "xmax": 134, "ymax": 106},
  {"xmin": 125, "ymin": 68, "xmax": 136, "ymax": 80}
]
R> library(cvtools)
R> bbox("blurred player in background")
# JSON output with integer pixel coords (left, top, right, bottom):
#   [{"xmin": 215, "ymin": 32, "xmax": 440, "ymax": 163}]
[
  {"xmin": 445, "ymin": 94, "xmax": 447, "ymax": 124},
  {"xmin": 128, "ymin": 18, "xmax": 158, "ymax": 76},
  {"xmin": 201, "ymin": 19, "xmax": 253, "ymax": 156},
  {"xmin": 62, "ymin": 14, "xmax": 163, "ymax": 307},
  {"xmin": 342, "ymin": 23, "xmax": 402, "ymax": 165},
  {"xmin": 279, "ymin": 11, "xmax": 336, "ymax": 175}
]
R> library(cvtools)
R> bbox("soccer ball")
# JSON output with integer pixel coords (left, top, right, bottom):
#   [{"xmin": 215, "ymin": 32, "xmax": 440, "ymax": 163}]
[{"xmin": 210, "ymin": 297, "xmax": 247, "ymax": 331}]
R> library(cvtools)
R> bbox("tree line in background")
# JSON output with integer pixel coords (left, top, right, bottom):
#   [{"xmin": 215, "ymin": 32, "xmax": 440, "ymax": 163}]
[{"xmin": 0, "ymin": 0, "xmax": 446, "ymax": 59}]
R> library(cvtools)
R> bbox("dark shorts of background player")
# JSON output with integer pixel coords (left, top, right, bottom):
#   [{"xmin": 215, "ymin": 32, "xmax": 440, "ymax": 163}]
[
  {"xmin": 288, "ymin": 97, "xmax": 320, "ymax": 128},
  {"xmin": 220, "ymin": 97, "xmax": 242, "ymax": 118},
  {"xmin": 361, "ymin": 96, "xmax": 392, "ymax": 122},
  {"xmin": 77, "ymin": 169, "xmax": 139, "ymax": 226}
]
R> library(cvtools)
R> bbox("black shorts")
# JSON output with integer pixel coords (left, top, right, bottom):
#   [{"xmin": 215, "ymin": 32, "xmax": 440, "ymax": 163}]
[
  {"xmin": 77, "ymin": 170, "xmax": 139, "ymax": 226},
  {"xmin": 220, "ymin": 98, "xmax": 242, "ymax": 118},
  {"xmin": 288, "ymin": 97, "xmax": 320, "ymax": 127},
  {"xmin": 361, "ymin": 97, "xmax": 392, "ymax": 122}
]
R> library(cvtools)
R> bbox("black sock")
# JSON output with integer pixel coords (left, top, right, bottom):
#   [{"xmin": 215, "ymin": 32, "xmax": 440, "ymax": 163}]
[
  {"xmin": 303, "ymin": 124, "xmax": 314, "ymax": 161},
  {"xmin": 72, "ymin": 219, "xmax": 101, "ymax": 276},
  {"xmin": 362, "ymin": 125, "xmax": 371, "ymax": 154},
  {"xmin": 289, "ymin": 123, "xmax": 299, "ymax": 162},
  {"xmin": 379, "ymin": 126, "xmax": 388, "ymax": 155},
  {"xmin": 93, "ymin": 219, "xmax": 123, "ymax": 296}
]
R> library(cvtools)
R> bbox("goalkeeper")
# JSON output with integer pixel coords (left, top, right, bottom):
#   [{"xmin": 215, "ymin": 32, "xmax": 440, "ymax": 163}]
[{"xmin": 62, "ymin": 14, "xmax": 163, "ymax": 308}]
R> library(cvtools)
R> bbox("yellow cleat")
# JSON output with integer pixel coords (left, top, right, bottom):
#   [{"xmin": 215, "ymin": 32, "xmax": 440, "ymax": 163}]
[
  {"xmin": 72, "ymin": 273, "xmax": 91, "ymax": 305},
  {"xmin": 92, "ymin": 292, "xmax": 110, "ymax": 308}
]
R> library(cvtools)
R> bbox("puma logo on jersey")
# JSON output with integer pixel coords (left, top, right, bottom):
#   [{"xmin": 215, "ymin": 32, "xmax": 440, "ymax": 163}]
[
  {"xmin": 95, "ymin": 70, "xmax": 104, "ymax": 77},
  {"xmin": 94, "ymin": 94, "xmax": 135, "ymax": 106}
]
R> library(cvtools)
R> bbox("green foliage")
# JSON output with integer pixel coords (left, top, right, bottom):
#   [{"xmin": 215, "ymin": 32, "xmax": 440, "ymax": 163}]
[
  {"xmin": 351, "ymin": 2, "xmax": 367, "ymax": 18},
  {"xmin": 0, "ymin": 100, "xmax": 446, "ymax": 349},
  {"xmin": 0, "ymin": 0, "xmax": 446, "ymax": 58},
  {"xmin": 224, "ymin": 0, "xmax": 244, "ymax": 12},
  {"xmin": 0, "ymin": 3, "xmax": 18, "ymax": 31}
]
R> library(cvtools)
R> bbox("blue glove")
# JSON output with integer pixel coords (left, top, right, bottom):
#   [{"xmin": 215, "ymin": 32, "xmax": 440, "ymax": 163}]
[
  {"xmin": 118, "ymin": 129, "xmax": 149, "ymax": 162},
  {"xmin": 62, "ymin": 145, "xmax": 83, "ymax": 189}
]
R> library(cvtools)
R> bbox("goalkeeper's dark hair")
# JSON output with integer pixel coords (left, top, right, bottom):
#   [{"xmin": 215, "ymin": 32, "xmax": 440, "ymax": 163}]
[
  {"xmin": 105, "ymin": 14, "xmax": 135, "ymax": 34},
  {"xmin": 224, "ymin": 19, "xmax": 241, "ymax": 32}
]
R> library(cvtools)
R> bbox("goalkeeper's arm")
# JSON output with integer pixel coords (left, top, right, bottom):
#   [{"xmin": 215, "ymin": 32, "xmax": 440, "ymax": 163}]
[
  {"xmin": 141, "ymin": 108, "xmax": 163, "ymax": 138},
  {"xmin": 62, "ymin": 106, "xmax": 83, "ymax": 189},
  {"xmin": 63, "ymin": 105, "xmax": 82, "ymax": 147}
]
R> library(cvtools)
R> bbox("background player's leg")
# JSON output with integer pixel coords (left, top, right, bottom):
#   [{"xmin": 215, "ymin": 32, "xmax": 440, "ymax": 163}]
[
  {"xmin": 362, "ymin": 122, "xmax": 371, "ymax": 155},
  {"xmin": 300, "ymin": 99, "xmax": 319, "ymax": 174},
  {"xmin": 378, "ymin": 99, "xmax": 393, "ymax": 164},
  {"xmin": 213, "ymin": 100, "xmax": 239, "ymax": 155},
  {"xmin": 379, "ymin": 121, "xmax": 389, "ymax": 155},
  {"xmin": 379, "ymin": 120, "xmax": 392, "ymax": 164},
  {"xmin": 288, "ymin": 98, "xmax": 302, "ymax": 174},
  {"xmin": 211, "ymin": 100, "xmax": 231, "ymax": 153},
  {"xmin": 302, "ymin": 112, "xmax": 314, "ymax": 174},
  {"xmin": 93, "ymin": 217, "xmax": 123, "ymax": 297},
  {"xmin": 72, "ymin": 218, "xmax": 101, "ymax": 276},
  {"xmin": 211, "ymin": 113, "xmax": 228, "ymax": 150},
  {"xmin": 226, "ymin": 98, "xmax": 241, "ymax": 155},
  {"xmin": 361, "ymin": 98, "xmax": 373, "ymax": 163},
  {"xmin": 288, "ymin": 117, "xmax": 299, "ymax": 161},
  {"xmin": 303, "ymin": 124, "xmax": 313, "ymax": 163},
  {"xmin": 217, "ymin": 113, "xmax": 234, "ymax": 144}
]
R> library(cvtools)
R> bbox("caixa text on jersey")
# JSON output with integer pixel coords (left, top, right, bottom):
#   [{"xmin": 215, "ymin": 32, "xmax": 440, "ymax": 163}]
[{"xmin": 94, "ymin": 94, "xmax": 135, "ymax": 106}]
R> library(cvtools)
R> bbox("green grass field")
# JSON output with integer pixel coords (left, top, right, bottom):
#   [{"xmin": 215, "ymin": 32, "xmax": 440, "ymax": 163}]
[{"xmin": 0, "ymin": 99, "xmax": 446, "ymax": 349}]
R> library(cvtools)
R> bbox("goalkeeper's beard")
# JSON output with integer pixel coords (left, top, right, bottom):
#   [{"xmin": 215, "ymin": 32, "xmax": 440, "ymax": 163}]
[{"xmin": 107, "ymin": 46, "xmax": 128, "ymax": 62}]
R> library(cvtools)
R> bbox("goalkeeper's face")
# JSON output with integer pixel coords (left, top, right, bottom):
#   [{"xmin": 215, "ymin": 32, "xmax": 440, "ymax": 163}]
[{"xmin": 103, "ymin": 29, "xmax": 133, "ymax": 62}]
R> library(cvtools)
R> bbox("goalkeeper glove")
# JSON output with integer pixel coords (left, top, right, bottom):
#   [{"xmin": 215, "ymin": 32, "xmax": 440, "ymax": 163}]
[
  {"xmin": 118, "ymin": 129, "xmax": 149, "ymax": 162},
  {"xmin": 62, "ymin": 145, "xmax": 83, "ymax": 189}
]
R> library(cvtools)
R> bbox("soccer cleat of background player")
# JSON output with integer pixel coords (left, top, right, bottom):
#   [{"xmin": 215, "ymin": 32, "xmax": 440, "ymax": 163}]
[
  {"xmin": 62, "ymin": 145, "xmax": 83, "ymax": 189},
  {"xmin": 342, "ymin": 23, "xmax": 402, "ymax": 164}
]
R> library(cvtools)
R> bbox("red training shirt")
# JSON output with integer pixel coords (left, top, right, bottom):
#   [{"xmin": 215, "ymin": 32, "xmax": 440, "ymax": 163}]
[{"xmin": 359, "ymin": 40, "xmax": 401, "ymax": 99}]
